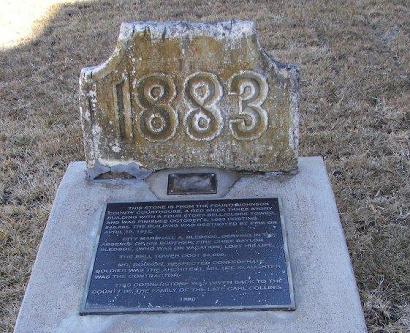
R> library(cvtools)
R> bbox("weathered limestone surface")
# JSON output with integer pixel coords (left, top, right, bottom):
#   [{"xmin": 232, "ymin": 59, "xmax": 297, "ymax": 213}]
[{"xmin": 80, "ymin": 21, "xmax": 299, "ymax": 177}]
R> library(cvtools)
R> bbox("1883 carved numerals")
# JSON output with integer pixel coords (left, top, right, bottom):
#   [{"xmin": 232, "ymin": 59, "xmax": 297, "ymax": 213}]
[{"xmin": 131, "ymin": 71, "xmax": 269, "ymax": 142}]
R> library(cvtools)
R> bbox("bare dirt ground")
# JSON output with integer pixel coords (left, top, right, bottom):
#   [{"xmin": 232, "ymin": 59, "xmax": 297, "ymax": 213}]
[{"xmin": 0, "ymin": 1, "xmax": 409, "ymax": 332}]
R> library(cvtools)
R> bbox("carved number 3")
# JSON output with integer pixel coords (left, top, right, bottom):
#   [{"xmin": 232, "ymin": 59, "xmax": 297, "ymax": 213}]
[
  {"xmin": 184, "ymin": 72, "xmax": 223, "ymax": 141},
  {"xmin": 136, "ymin": 74, "xmax": 178, "ymax": 142},
  {"xmin": 229, "ymin": 71, "xmax": 268, "ymax": 140}
]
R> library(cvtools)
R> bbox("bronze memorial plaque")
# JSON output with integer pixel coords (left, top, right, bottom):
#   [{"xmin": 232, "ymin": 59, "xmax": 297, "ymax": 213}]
[{"xmin": 81, "ymin": 198, "xmax": 294, "ymax": 314}]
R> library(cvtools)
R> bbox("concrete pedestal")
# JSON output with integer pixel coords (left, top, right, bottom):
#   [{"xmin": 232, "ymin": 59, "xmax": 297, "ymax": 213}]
[{"xmin": 14, "ymin": 157, "xmax": 367, "ymax": 333}]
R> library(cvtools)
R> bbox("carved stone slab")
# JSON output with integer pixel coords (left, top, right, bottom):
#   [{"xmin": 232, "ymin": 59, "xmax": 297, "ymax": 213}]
[{"xmin": 79, "ymin": 21, "xmax": 299, "ymax": 177}]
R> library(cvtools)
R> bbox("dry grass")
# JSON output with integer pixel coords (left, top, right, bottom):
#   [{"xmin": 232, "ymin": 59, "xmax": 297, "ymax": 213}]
[{"xmin": 0, "ymin": 0, "xmax": 409, "ymax": 332}]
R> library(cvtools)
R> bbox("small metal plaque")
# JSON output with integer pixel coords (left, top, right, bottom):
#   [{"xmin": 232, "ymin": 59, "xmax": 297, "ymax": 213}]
[
  {"xmin": 167, "ymin": 173, "xmax": 217, "ymax": 195},
  {"xmin": 81, "ymin": 198, "xmax": 294, "ymax": 314}
]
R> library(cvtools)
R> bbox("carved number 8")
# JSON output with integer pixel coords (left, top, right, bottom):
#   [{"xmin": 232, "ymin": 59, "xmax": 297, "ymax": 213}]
[
  {"xmin": 184, "ymin": 72, "xmax": 223, "ymax": 141},
  {"xmin": 136, "ymin": 74, "xmax": 178, "ymax": 142}
]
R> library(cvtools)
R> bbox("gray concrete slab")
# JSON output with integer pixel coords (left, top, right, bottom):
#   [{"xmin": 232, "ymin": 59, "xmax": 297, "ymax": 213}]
[{"xmin": 14, "ymin": 157, "xmax": 367, "ymax": 333}]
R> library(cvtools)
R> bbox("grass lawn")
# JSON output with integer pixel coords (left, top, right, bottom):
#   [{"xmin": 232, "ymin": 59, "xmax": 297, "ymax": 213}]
[{"xmin": 0, "ymin": 1, "xmax": 409, "ymax": 332}]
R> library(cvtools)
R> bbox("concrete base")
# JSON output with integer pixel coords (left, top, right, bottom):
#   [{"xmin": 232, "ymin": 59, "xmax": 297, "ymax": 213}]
[{"xmin": 14, "ymin": 157, "xmax": 367, "ymax": 333}]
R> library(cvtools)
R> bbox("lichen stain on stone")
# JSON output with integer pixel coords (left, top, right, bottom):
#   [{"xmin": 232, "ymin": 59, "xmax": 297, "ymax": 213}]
[{"xmin": 79, "ymin": 21, "xmax": 299, "ymax": 176}]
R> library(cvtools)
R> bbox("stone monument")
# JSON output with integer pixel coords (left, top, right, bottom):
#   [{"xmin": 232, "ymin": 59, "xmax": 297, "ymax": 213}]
[{"xmin": 14, "ymin": 21, "xmax": 367, "ymax": 333}]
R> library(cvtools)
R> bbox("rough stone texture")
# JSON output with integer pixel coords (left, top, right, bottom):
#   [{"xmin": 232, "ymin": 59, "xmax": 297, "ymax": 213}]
[
  {"xmin": 14, "ymin": 157, "xmax": 366, "ymax": 333},
  {"xmin": 80, "ymin": 21, "xmax": 299, "ymax": 177}
]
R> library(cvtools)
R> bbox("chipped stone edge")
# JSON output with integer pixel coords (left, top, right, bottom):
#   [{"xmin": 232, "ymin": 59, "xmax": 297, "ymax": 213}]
[
  {"xmin": 262, "ymin": 51, "xmax": 300, "ymax": 160},
  {"xmin": 80, "ymin": 20, "xmax": 256, "ymax": 83},
  {"xmin": 79, "ymin": 20, "xmax": 299, "ymax": 179},
  {"xmin": 86, "ymin": 160, "xmax": 151, "ymax": 180}
]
